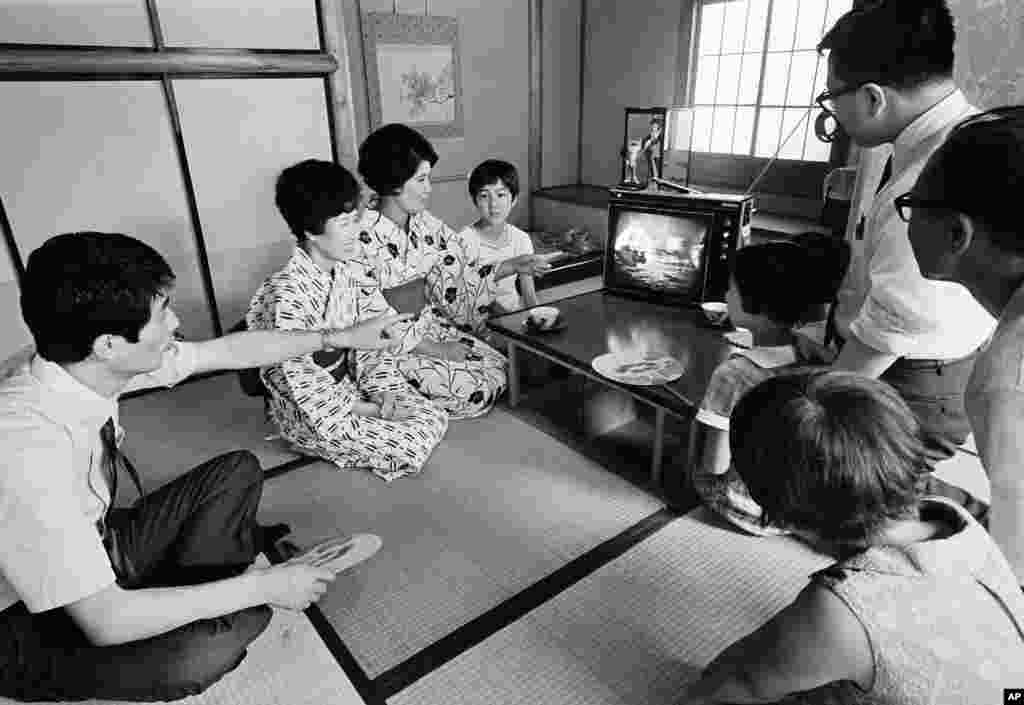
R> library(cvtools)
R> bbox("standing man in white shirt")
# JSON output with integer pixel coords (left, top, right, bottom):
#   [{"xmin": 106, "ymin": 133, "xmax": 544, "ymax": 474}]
[
  {"xmin": 0, "ymin": 231, "xmax": 406, "ymax": 701},
  {"xmin": 815, "ymin": 0, "xmax": 994, "ymax": 515},
  {"xmin": 905, "ymin": 107, "xmax": 1024, "ymax": 584}
]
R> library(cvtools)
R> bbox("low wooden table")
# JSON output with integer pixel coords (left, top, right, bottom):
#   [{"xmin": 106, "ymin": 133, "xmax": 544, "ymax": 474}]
[{"xmin": 487, "ymin": 289, "xmax": 739, "ymax": 485}]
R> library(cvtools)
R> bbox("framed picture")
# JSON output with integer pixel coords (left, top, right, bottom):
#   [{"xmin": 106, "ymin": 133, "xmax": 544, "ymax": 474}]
[
  {"xmin": 620, "ymin": 107, "xmax": 667, "ymax": 188},
  {"xmin": 362, "ymin": 13, "xmax": 464, "ymax": 139}
]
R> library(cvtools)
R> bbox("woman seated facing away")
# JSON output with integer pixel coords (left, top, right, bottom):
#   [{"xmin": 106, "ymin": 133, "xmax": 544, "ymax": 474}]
[
  {"xmin": 247, "ymin": 160, "xmax": 448, "ymax": 481},
  {"xmin": 682, "ymin": 370, "xmax": 1024, "ymax": 704},
  {"xmin": 690, "ymin": 234, "xmax": 849, "ymax": 534},
  {"xmin": 354, "ymin": 123, "xmax": 553, "ymax": 419}
]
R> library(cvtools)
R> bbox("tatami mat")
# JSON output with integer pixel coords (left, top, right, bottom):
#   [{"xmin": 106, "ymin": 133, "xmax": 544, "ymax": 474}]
[
  {"xmin": 0, "ymin": 560, "xmax": 366, "ymax": 705},
  {"xmin": 389, "ymin": 509, "xmax": 831, "ymax": 705},
  {"xmin": 256, "ymin": 407, "xmax": 664, "ymax": 678},
  {"xmin": 120, "ymin": 373, "xmax": 302, "ymax": 492}
]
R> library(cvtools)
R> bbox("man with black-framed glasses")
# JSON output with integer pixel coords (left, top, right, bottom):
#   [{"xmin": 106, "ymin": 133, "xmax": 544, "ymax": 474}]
[
  {"xmin": 813, "ymin": 0, "xmax": 994, "ymax": 513},
  {"xmin": 906, "ymin": 106, "xmax": 1024, "ymax": 585}
]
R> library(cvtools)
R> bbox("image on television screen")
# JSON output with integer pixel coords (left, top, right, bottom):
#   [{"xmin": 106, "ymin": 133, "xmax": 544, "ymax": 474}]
[{"xmin": 608, "ymin": 210, "xmax": 709, "ymax": 298}]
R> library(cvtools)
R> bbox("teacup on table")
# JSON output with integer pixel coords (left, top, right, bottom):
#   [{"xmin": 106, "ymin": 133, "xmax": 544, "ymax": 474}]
[
  {"xmin": 526, "ymin": 305, "xmax": 561, "ymax": 331},
  {"xmin": 700, "ymin": 301, "xmax": 730, "ymax": 327}
]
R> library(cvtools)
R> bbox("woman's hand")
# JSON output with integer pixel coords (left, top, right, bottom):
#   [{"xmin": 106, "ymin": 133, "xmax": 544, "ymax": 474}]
[
  {"xmin": 260, "ymin": 562, "xmax": 336, "ymax": 612},
  {"xmin": 434, "ymin": 341, "xmax": 473, "ymax": 361},
  {"xmin": 414, "ymin": 339, "xmax": 475, "ymax": 361},
  {"xmin": 352, "ymin": 401, "xmax": 383, "ymax": 418},
  {"xmin": 378, "ymin": 393, "xmax": 414, "ymax": 421},
  {"xmin": 323, "ymin": 313, "xmax": 413, "ymax": 351}
]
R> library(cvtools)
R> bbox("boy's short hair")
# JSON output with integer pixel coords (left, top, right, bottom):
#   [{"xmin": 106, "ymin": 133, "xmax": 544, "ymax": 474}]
[
  {"xmin": 732, "ymin": 234, "xmax": 849, "ymax": 326},
  {"xmin": 467, "ymin": 159, "xmax": 520, "ymax": 201},
  {"xmin": 924, "ymin": 106, "xmax": 1024, "ymax": 252},
  {"xmin": 729, "ymin": 370, "xmax": 928, "ymax": 547},
  {"xmin": 275, "ymin": 159, "xmax": 360, "ymax": 241},
  {"xmin": 818, "ymin": 0, "xmax": 955, "ymax": 90},
  {"xmin": 357, "ymin": 123, "xmax": 438, "ymax": 197},
  {"xmin": 21, "ymin": 232, "xmax": 175, "ymax": 364}
]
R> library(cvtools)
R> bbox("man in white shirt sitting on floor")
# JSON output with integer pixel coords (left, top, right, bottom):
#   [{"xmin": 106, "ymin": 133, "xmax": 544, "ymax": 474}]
[
  {"xmin": 815, "ymin": 0, "xmax": 994, "ymax": 517},
  {"xmin": 0, "ymin": 231, "xmax": 405, "ymax": 702}
]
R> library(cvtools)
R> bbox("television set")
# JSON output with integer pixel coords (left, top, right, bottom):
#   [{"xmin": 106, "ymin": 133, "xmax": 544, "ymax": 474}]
[{"xmin": 603, "ymin": 188, "xmax": 754, "ymax": 306}]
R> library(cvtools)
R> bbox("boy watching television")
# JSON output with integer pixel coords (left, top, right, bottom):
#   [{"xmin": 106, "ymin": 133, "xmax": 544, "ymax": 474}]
[
  {"xmin": 458, "ymin": 159, "xmax": 538, "ymax": 314},
  {"xmin": 689, "ymin": 234, "xmax": 849, "ymax": 534}
]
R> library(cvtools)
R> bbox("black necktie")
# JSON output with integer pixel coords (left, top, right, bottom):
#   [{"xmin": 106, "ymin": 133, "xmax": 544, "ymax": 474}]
[
  {"xmin": 875, "ymin": 155, "xmax": 893, "ymax": 194},
  {"xmin": 100, "ymin": 418, "xmax": 144, "ymax": 507},
  {"xmin": 824, "ymin": 154, "xmax": 895, "ymax": 347}
]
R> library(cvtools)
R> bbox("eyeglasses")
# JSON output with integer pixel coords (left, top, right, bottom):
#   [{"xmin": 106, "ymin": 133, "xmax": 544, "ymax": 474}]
[
  {"xmin": 814, "ymin": 83, "xmax": 865, "ymax": 143},
  {"xmin": 893, "ymin": 192, "xmax": 962, "ymax": 223},
  {"xmin": 814, "ymin": 83, "xmax": 865, "ymax": 114}
]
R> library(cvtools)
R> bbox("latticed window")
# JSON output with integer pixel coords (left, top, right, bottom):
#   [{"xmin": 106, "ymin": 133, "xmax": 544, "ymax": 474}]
[{"xmin": 684, "ymin": 0, "xmax": 853, "ymax": 162}]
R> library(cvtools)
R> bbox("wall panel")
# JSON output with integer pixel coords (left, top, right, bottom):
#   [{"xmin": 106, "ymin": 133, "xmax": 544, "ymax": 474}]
[
  {"xmin": 341, "ymin": 0, "xmax": 531, "ymax": 223},
  {"xmin": 427, "ymin": 178, "xmax": 477, "ymax": 232},
  {"xmin": 541, "ymin": 0, "xmax": 582, "ymax": 187},
  {"xmin": 579, "ymin": 0, "xmax": 682, "ymax": 187},
  {"xmin": 0, "ymin": 246, "xmax": 31, "ymax": 363},
  {"xmin": 0, "ymin": 0, "xmax": 151, "ymax": 46},
  {"xmin": 173, "ymin": 78, "xmax": 333, "ymax": 330},
  {"xmin": 156, "ymin": 0, "xmax": 320, "ymax": 49},
  {"xmin": 0, "ymin": 81, "xmax": 215, "ymax": 340},
  {"xmin": 950, "ymin": 0, "xmax": 1024, "ymax": 107}
]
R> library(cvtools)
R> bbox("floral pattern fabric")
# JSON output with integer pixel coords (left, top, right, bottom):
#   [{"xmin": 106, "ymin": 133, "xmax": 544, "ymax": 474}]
[
  {"xmin": 355, "ymin": 210, "xmax": 508, "ymax": 418},
  {"xmin": 247, "ymin": 247, "xmax": 448, "ymax": 481}
]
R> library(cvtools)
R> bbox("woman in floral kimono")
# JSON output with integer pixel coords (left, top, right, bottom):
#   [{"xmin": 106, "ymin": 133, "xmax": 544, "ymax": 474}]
[{"xmin": 354, "ymin": 123, "xmax": 553, "ymax": 418}]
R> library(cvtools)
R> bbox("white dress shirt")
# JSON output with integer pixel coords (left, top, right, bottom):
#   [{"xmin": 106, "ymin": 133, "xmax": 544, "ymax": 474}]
[
  {"xmin": 0, "ymin": 343, "xmax": 199, "ymax": 612},
  {"xmin": 834, "ymin": 90, "xmax": 995, "ymax": 359}
]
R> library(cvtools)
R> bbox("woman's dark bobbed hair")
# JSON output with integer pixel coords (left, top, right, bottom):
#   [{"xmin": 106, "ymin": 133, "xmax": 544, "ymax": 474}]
[{"xmin": 357, "ymin": 123, "xmax": 439, "ymax": 196}]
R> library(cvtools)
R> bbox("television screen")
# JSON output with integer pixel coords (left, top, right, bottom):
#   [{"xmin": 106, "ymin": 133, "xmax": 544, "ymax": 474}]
[{"xmin": 605, "ymin": 208, "xmax": 712, "ymax": 302}]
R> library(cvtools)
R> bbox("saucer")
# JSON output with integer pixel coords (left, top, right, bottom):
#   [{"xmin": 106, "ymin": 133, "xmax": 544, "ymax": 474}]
[{"xmin": 523, "ymin": 316, "xmax": 567, "ymax": 334}]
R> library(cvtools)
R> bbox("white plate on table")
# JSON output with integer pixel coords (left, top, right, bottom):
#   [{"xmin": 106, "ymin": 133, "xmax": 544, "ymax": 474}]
[{"xmin": 591, "ymin": 352, "xmax": 684, "ymax": 386}]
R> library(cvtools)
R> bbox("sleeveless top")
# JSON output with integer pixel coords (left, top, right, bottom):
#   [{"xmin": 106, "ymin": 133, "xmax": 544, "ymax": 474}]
[{"xmin": 811, "ymin": 498, "xmax": 1024, "ymax": 704}]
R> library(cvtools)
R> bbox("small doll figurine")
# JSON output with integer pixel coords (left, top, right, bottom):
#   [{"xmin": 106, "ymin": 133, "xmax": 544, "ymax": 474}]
[{"xmin": 623, "ymin": 139, "xmax": 643, "ymax": 186}]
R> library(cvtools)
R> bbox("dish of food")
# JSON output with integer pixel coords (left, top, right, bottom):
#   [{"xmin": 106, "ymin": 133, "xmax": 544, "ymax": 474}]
[{"xmin": 591, "ymin": 352, "xmax": 685, "ymax": 386}]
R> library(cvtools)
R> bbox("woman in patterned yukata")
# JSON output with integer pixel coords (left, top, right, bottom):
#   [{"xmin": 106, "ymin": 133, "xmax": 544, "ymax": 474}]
[
  {"xmin": 353, "ymin": 123, "xmax": 555, "ymax": 418},
  {"xmin": 247, "ymin": 160, "xmax": 448, "ymax": 481}
]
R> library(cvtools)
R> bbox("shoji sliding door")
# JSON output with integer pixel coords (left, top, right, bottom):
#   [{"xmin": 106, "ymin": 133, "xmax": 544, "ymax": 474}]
[
  {"xmin": 0, "ymin": 0, "xmax": 342, "ymax": 358},
  {"xmin": 174, "ymin": 79, "xmax": 332, "ymax": 329}
]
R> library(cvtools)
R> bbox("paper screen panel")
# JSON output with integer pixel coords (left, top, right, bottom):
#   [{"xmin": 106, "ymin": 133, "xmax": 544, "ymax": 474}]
[
  {"xmin": 156, "ymin": 0, "xmax": 319, "ymax": 49},
  {"xmin": 173, "ymin": 78, "xmax": 332, "ymax": 331},
  {"xmin": 0, "ymin": 248, "xmax": 32, "ymax": 364},
  {"xmin": 0, "ymin": 0, "xmax": 152, "ymax": 46},
  {"xmin": 0, "ymin": 82, "xmax": 215, "ymax": 340}
]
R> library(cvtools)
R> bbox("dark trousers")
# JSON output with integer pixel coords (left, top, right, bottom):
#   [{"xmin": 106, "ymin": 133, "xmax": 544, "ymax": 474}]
[
  {"xmin": 0, "ymin": 450, "xmax": 272, "ymax": 702},
  {"xmin": 880, "ymin": 352, "xmax": 990, "ymax": 523}
]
